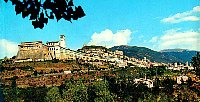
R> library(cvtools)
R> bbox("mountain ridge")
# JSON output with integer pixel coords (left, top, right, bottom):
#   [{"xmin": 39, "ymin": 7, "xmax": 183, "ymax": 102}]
[
  {"xmin": 109, "ymin": 45, "xmax": 198, "ymax": 63},
  {"xmin": 160, "ymin": 49, "xmax": 193, "ymax": 52}
]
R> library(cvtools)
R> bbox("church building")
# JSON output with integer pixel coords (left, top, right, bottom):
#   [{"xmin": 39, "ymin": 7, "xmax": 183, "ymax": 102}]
[{"xmin": 15, "ymin": 35, "xmax": 68, "ymax": 62}]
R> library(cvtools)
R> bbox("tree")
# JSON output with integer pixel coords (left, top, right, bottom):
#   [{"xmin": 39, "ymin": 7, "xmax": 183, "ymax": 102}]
[
  {"xmin": 3, "ymin": 76, "xmax": 18, "ymax": 101},
  {"xmin": 62, "ymin": 80, "xmax": 88, "ymax": 101},
  {"xmin": 11, "ymin": 76, "xmax": 18, "ymax": 101},
  {"xmin": 4, "ymin": 0, "xmax": 85, "ymax": 29},
  {"xmin": 33, "ymin": 70, "xmax": 38, "ymax": 76},
  {"xmin": 152, "ymin": 77, "xmax": 160, "ymax": 95},
  {"xmin": 191, "ymin": 52, "xmax": 200, "ymax": 76},
  {"xmin": 162, "ymin": 77, "xmax": 174, "ymax": 95},
  {"xmin": 23, "ymin": 87, "xmax": 48, "ymax": 102},
  {"xmin": 187, "ymin": 77, "xmax": 193, "ymax": 88},
  {"xmin": 90, "ymin": 80, "xmax": 114, "ymax": 102},
  {"xmin": 45, "ymin": 87, "xmax": 63, "ymax": 102}
]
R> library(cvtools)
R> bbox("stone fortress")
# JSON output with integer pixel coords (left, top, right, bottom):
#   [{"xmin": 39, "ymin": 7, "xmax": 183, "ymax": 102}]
[{"xmin": 16, "ymin": 35, "xmax": 73, "ymax": 62}]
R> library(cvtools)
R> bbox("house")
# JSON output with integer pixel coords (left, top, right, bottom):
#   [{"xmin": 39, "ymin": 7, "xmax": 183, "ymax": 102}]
[
  {"xmin": 134, "ymin": 78, "xmax": 154, "ymax": 88},
  {"xmin": 177, "ymin": 75, "xmax": 189, "ymax": 84}
]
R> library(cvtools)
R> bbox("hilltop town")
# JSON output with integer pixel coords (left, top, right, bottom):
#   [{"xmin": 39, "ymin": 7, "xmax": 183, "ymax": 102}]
[
  {"xmin": 1, "ymin": 35, "xmax": 200, "ymax": 101},
  {"xmin": 12, "ymin": 35, "xmax": 194, "ymax": 70}
]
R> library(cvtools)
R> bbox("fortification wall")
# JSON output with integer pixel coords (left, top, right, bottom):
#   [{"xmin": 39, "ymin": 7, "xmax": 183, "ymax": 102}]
[{"xmin": 16, "ymin": 47, "xmax": 48, "ymax": 60}]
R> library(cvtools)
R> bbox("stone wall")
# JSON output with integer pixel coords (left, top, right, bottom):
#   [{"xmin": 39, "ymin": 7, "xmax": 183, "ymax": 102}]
[{"xmin": 16, "ymin": 46, "xmax": 48, "ymax": 61}]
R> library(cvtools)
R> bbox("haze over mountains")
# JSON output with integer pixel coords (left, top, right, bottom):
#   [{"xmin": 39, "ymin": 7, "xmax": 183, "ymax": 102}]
[{"xmin": 109, "ymin": 45, "xmax": 198, "ymax": 63}]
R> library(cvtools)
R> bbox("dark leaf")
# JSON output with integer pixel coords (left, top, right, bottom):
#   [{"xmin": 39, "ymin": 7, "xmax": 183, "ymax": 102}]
[
  {"xmin": 40, "ymin": 12, "xmax": 45, "ymax": 19},
  {"xmin": 54, "ymin": 10, "xmax": 62, "ymax": 22},
  {"xmin": 43, "ymin": 0, "xmax": 52, "ymax": 10},
  {"xmin": 15, "ymin": 5, "xmax": 23, "ymax": 15},
  {"xmin": 6, "ymin": 0, "xmax": 85, "ymax": 29},
  {"xmin": 38, "ymin": 22, "xmax": 44, "ymax": 29},
  {"xmin": 22, "ymin": 10, "xmax": 30, "ymax": 18},
  {"xmin": 68, "ymin": 0, "xmax": 74, "ymax": 6},
  {"xmin": 50, "ymin": 12, "xmax": 54, "ymax": 19},
  {"xmin": 32, "ymin": 20, "xmax": 39, "ymax": 29},
  {"xmin": 35, "ymin": 0, "xmax": 40, "ymax": 9},
  {"xmin": 43, "ymin": 18, "xmax": 48, "ymax": 24},
  {"xmin": 11, "ymin": 0, "xmax": 21, "ymax": 5},
  {"xmin": 30, "ymin": 14, "xmax": 37, "ymax": 20},
  {"xmin": 63, "ymin": 13, "xmax": 71, "ymax": 21},
  {"xmin": 76, "ymin": 6, "xmax": 86, "ymax": 18},
  {"xmin": 66, "ymin": 7, "xmax": 73, "ymax": 15},
  {"xmin": 72, "ymin": 13, "xmax": 78, "ymax": 20},
  {"xmin": 4, "ymin": 0, "xmax": 8, "ymax": 3}
]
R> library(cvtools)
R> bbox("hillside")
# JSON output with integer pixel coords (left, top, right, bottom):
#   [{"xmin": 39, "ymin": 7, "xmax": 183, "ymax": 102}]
[
  {"xmin": 160, "ymin": 49, "xmax": 189, "ymax": 52},
  {"xmin": 160, "ymin": 49, "xmax": 197, "ymax": 63},
  {"xmin": 110, "ymin": 45, "xmax": 197, "ymax": 63}
]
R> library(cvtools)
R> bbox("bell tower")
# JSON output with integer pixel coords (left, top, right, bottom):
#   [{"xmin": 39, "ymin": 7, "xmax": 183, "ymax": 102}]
[{"xmin": 60, "ymin": 35, "xmax": 66, "ymax": 48}]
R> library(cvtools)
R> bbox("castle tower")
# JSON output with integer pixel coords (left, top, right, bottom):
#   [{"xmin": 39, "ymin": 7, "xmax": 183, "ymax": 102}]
[{"xmin": 60, "ymin": 35, "xmax": 66, "ymax": 48}]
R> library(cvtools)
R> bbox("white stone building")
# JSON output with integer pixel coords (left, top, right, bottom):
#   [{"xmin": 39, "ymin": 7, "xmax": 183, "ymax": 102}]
[{"xmin": 45, "ymin": 35, "xmax": 67, "ymax": 60}]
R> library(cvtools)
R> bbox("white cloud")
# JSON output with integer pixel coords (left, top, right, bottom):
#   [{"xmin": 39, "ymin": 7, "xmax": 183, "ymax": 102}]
[
  {"xmin": 0, "ymin": 39, "xmax": 18, "ymax": 58},
  {"xmin": 193, "ymin": 6, "xmax": 200, "ymax": 12},
  {"xmin": 158, "ymin": 29, "xmax": 200, "ymax": 51},
  {"xmin": 149, "ymin": 36, "xmax": 158, "ymax": 43},
  {"xmin": 88, "ymin": 29, "xmax": 132, "ymax": 48},
  {"xmin": 161, "ymin": 6, "xmax": 200, "ymax": 23}
]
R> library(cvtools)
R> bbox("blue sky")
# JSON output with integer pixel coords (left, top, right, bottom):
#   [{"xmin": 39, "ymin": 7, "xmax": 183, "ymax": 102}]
[{"xmin": 0, "ymin": 0, "xmax": 200, "ymax": 58}]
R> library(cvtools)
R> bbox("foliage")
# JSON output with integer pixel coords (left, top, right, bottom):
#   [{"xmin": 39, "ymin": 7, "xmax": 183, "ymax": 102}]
[
  {"xmin": 152, "ymin": 77, "xmax": 161, "ymax": 95},
  {"xmin": 4, "ymin": 0, "xmax": 85, "ymax": 29},
  {"xmin": 106, "ymin": 76, "xmax": 150, "ymax": 101},
  {"xmin": 62, "ymin": 80, "xmax": 88, "ymax": 102},
  {"xmin": 162, "ymin": 77, "xmax": 175, "ymax": 95},
  {"xmin": 191, "ymin": 52, "xmax": 200, "ymax": 76},
  {"xmin": 21, "ymin": 65, "xmax": 34, "ymax": 71},
  {"xmin": 1, "ymin": 65, "xmax": 199, "ymax": 101},
  {"xmin": 89, "ymin": 80, "xmax": 114, "ymax": 102},
  {"xmin": 45, "ymin": 87, "xmax": 63, "ymax": 102},
  {"xmin": 0, "ymin": 59, "xmax": 3, "ymax": 64},
  {"xmin": 22, "ymin": 87, "xmax": 48, "ymax": 102},
  {"xmin": 33, "ymin": 70, "xmax": 38, "ymax": 76},
  {"xmin": 3, "ymin": 86, "xmax": 48, "ymax": 102},
  {"xmin": 0, "ymin": 64, "xmax": 4, "ymax": 72},
  {"xmin": 2, "ymin": 87, "xmax": 17, "ymax": 102}
]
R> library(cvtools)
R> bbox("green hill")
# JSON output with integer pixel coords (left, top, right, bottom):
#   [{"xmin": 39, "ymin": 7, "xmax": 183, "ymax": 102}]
[
  {"xmin": 160, "ymin": 49, "xmax": 197, "ymax": 63},
  {"xmin": 109, "ymin": 45, "xmax": 197, "ymax": 63}
]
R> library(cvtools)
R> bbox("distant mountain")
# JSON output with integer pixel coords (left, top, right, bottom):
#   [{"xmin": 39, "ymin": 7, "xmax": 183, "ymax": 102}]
[
  {"xmin": 160, "ymin": 49, "xmax": 190, "ymax": 52},
  {"xmin": 109, "ymin": 45, "xmax": 198, "ymax": 63},
  {"xmin": 160, "ymin": 49, "xmax": 198, "ymax": 63}
]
